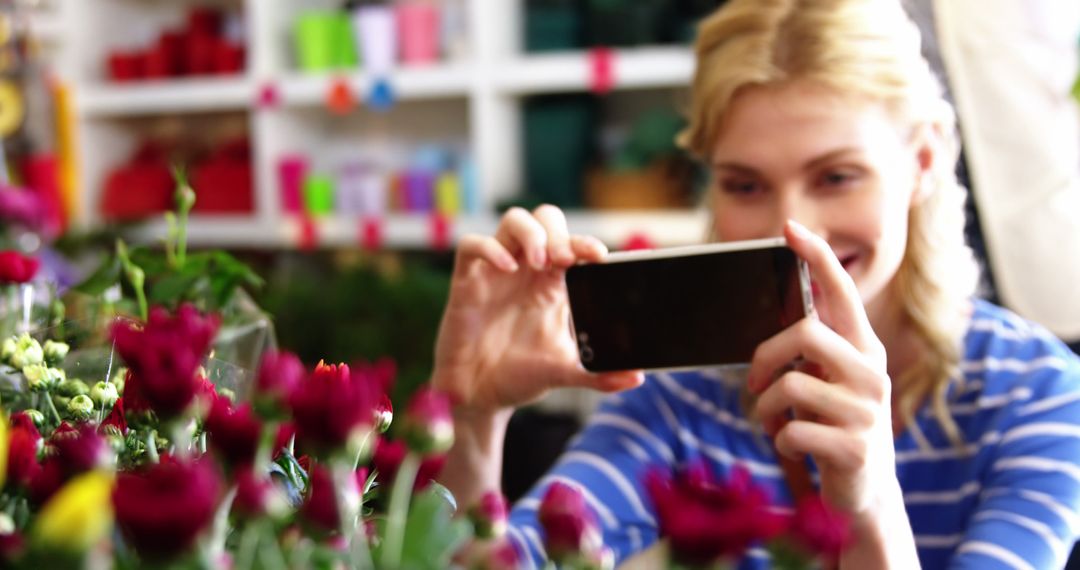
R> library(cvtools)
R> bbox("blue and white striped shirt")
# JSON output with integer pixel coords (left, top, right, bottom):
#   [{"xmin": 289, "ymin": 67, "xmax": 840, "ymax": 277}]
[{"xmin": 508, "ymin": 300, "xmax": 1080, "ymax": 569}]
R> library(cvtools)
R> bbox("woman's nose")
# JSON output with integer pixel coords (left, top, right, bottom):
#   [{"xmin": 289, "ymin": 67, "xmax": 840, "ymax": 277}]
[{"xmin": 776, "ymin": 192, "xmax": 824, "ymax": 238}]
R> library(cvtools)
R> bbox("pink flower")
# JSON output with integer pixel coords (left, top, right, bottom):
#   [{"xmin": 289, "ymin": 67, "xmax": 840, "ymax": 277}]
[
  {"xmin": 645, "ymin": 463, "xmax": 787, "ymax": 566},
  {"xmin": 300, "ymin": 464, "xmax": 358, "ymax": 534},
  {"xmin": 112, "ymin": 457, "xmax": 223, "ymax": 561},
  {"xmin": 469, "ymin": 491, "xmax": 509, "ymax": 539},
  {"xmin": 111, "ymin": 305, "xmax": 220, "ymax": 421},
  {"xmin": 0, "ymin": 251, "xmax": 38, "ymax": 283},
  {"xmin": 0, "ymin": 531, "xmax": 25, "ymax": 564},
  {"xmin": 204, "ymin": 397, "xmax": 262, "ymax": 468},
  {"xmin": 0, "ymin": 185, "xmax": 45, "ymax": 230},
  {"xmin": 253, "ymin": 350, "xmax": 305, "ymax": 419},
  {"xmin": 289, "ymin": 361, "xmax": 379, "ymax": 459},
  {"xmin": 398, "ymin": 386, "xmax": 453, "ymax": 455},
  {"xmin": 372, "ymin": 438, "xmax": 446, "ymax": 492},
  {"xmin": 538, "ymin": 482, "xmax": 604, "ymax": 564},
  {"xmin": 788, "ymin": 495, "xmax": 851, "ymax": 563}
]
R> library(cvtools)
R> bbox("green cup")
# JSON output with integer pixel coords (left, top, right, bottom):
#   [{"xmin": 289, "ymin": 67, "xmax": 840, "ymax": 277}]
[
  {"xmin": 295, "ymin": 12, "xmax": 358, "ymax": 71},
  {"xmin": 304, "ymin": 174, "xmax": 335, "ymax": 215}
]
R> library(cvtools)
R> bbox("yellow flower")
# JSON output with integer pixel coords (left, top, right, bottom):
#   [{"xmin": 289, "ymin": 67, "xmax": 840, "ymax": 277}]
[
  {"xmin": 0, "ymin": 413, "xmax": 8, "ymax": 490},
  {"xmin": 33, "ymin": 471, "xmax": 115, "ymax": 553}
]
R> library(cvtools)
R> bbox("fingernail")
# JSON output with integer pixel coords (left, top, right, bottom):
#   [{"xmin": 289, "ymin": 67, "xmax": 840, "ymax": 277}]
[
  {"xmin": 500, "ymin": 253, "xmax": 519, "ymax": 272},
  {"xmin": 787, "ymin": 219, "xmax": 810, "ymax": 239}
]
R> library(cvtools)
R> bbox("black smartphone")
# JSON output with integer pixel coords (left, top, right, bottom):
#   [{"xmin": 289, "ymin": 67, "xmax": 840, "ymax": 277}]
[{"xmin": 565, "ymin": 238, "xmax": 812, "ymax": 372}]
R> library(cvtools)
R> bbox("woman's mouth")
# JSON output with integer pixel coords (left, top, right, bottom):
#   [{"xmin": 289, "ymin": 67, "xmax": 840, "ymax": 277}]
[{"xmin": 838, "ymin": 254, "xmax": 858, "ymax": 271}]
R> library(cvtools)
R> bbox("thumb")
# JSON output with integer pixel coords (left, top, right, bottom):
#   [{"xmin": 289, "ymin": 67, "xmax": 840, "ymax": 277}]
[{"xmin": 590, "ymin": 370, "xmax": 646, "ymax": 393}]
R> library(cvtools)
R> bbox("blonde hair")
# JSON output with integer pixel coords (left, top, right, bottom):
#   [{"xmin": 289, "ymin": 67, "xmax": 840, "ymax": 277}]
[{"xmin": 683, "ymin": 0, "xmax": 979, "ymax": 444}]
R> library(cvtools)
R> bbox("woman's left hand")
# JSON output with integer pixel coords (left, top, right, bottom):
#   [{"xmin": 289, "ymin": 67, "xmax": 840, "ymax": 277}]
[{"xmin": 747, "ymin": 219, "xmax": 896, "ymax": 517}]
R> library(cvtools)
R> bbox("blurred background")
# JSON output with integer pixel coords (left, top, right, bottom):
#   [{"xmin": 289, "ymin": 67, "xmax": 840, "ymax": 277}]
[{"xmin": 0, "ymin": 0, "xmax": 1077, "ymax": 501}]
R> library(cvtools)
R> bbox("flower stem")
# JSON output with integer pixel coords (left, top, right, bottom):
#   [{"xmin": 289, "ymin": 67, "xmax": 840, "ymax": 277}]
[
  {"xmin": 206, "ymin": 486, "xmax": 238, "ymax": 565},
  {"xmin": 332, "ymin": 463, "xmax": 373, "ymax": 570},
  {"xmin": 42, "ymin": 391, "xmax": 61, "ymax": 426},
  {"xmin": 146, "ymin": 430, "xmax": 160, "ymax": 463},
  {"xmin": 381, "ymin": 451, "xmax": 421, "ymax": 570}
]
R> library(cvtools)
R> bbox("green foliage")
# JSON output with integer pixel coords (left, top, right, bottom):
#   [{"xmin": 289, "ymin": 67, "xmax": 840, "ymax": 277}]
[
  {"xmin": 372, "ymin": 487, "xmax": 472, "ymax": 570},
  {"xmin": 256, "ymin": 254, "xmax": 451, "ymax": 408}
]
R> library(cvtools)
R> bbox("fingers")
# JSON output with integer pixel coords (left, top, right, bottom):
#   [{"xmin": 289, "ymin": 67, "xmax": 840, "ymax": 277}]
[
  {"xmin": 590, "ymin": 370, "xmax": 646, "ymax": 393},
  {"xmin": 754, "ymin": 370, "xmax": 875, "ymax": 437},
  {"xmin": 569, "ymin": 234, "xmax": 608, "ymax": 263},
  {"xmin": 533, "ymin": 205, "xmax": 575, "ymax": 268},
  {"xmin": 748, "ymin": 318, "xmax": 886, "ymax": 400},
  {"xmin": 454, "ymin": 234, "xmax": 519, "ymax": 277},
  {"xmin": 783, "ymin": 220, "xmax": 878, "ymax": 354},
  {"xmin": 495, "ymin": 207, "xmax": 550, "ymax": 270},
  {"xmin": 492, "ymin": 205, "xmax": 606, "ymax": 271},
  {"xmin": 773, "ymin": 420, "xmax": 868, "ymax": 473}
]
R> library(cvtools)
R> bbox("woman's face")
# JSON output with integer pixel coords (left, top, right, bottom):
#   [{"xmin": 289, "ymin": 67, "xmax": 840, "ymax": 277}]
[{"xmin": 710, "ymin": 81, "xmax": 927, "ymax": 314}]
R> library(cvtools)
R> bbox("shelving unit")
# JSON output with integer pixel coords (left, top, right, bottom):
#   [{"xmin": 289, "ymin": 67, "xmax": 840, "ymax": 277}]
[{"xmin": 54, "ymin": 0, "xmax": 705, "ymax": 249}]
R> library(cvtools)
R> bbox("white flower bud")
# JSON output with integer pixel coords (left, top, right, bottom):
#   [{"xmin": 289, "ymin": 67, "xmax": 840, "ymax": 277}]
[
  {"xmin": 11, "ymin": 334, "xmax": 43, "ymax": 369},
  {"xmin": 43, "ymin": 340, "xmax": 70, "ymax": 366},
  {"xmin": 90, "ymin": 381, "xmax": 119, "ymax": 407}
]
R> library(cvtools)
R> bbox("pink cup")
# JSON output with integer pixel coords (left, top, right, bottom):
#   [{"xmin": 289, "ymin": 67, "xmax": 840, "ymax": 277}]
[
  {"xmin": 396, "ymin": 1, "xmax": 440, "ymax": 66},
  {"xmin": 278, "ymin": 155, "xmax": 308, "ymax": 214}
]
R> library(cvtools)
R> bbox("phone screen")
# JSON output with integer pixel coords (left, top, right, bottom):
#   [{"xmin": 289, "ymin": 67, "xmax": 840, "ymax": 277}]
[{"xmin": 565, "ymin": 243, "xmax": 809, "ymax": 372}]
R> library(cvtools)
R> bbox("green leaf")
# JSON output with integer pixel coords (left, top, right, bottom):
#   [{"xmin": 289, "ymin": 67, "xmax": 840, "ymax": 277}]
[
  {"xmin": 393, "ymin": 488, "xmax": 473, "ymax": 570},
  {"xmin": 71, "ymin": 256, "xmax": 122, "ymax": 296}
]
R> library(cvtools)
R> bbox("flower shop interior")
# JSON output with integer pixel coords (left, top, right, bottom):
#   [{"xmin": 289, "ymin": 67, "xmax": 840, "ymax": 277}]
[{"xmin": 0, "ymin": 0, "xmax": 1078, "ymax": 568}]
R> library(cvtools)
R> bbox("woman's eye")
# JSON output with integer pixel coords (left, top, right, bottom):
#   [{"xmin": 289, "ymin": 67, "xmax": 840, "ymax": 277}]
[
  {"xmin": 719, "ymin": 179, "xmax": 762, "ymax": 196},
  {"xmin": 819, "ymin": 170, "xmax": 861, "ymax": 189}
]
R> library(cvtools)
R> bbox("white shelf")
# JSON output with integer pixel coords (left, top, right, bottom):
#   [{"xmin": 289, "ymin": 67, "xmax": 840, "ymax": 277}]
[
  {"xmin": 26, "ymin": 11, "xmax": 64, "ymax": 40},
  {"xmin": 78, "ymin": 76, "xmax": 255, "ymax": 117},
  {"xmin": 276, "ymin": 64, "xmax": 474, "ymax": 106},
  {"xmin": 126, "ymin": 211, "xmax": 707, "ymax": 250},
  {"xmin": 496, "ymin": 47, "xmax": 694, "ymax": 95}
]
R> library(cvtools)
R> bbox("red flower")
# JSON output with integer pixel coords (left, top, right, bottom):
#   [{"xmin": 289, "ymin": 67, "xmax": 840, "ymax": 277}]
[
  {"xmin": 254, "ymin": 350, "xmax": 305, "ymax": 418},
  {"xmin": 204, "ymin": 397, "xmax": 262, "ymax": 468},
  {"xmin": 0, "ymin": 185, "xmax": 45, "ymax": 230},
  {"xmin": 0, "ymin": 251, "xmax": 38, "ymax": 283},
  {"xmin": 28, "ymin": 457, "xmax": 64, "ymax": 505},
  {"xmin": 469, "ymin": 491, "xmax": 509, "ymax": 539},
  {"xmin": 110, "ymin": 305, "xmax": 219, "ymax": 421},
  {"xmin": 233, "ymin": 467, "xmax": 287, "ymax": 520},
  {"xmin": 289, "ymin": 361, "xmax": 379, "ymax": 459},
  {"xmin": 50, "ymin": 422, "xmax": 112, "ymax": 476},
  {"xmin": 300, "ymin": 464, "xmax": 358, "ymax": 534},
  {"xmin": 538, "ymin": 482, "xmax": 604, "ymax": 564},
  {"xmin": 112, "ymin": 457, "xmax": 223, "ymax": 561},
  {"xmin": 374, "ymin": 393, "xmax": 393, "ymax": 434},
  {"xmin": 372, "ymin": 438, "xmax": 446, "ymax": 492},
  {"xmin": 645, "ymin": 463, "xmax": 787, "ymax": 566},
  {"xmin": 470, "ymin": 539, "xmax": 521, "ymax": 570},
  {"xmin": 5, "ymin": 418, "xmax": 40, "ymax": 490},
  {"xmin": 788, "ymin": 495, "xmax": 851, "ymax": 563},
  {"xmin": 0, "ymin": 531, "xmax": 25, "ymax": 564},
  {"xmin": 100, "ymin": 397, "xmax": 128, "ymax": 436},
  {"xmin": 398, "ymin": 387, "xmax": 453, "ymax": 455}
]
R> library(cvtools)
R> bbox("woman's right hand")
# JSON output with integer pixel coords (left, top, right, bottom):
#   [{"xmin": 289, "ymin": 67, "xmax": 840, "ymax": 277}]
[{"xmin": 431, "ymin": 205, "xmax": 644, "ymax": 416}]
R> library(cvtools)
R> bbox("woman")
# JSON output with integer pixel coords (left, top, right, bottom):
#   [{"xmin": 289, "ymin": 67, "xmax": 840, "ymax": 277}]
[{"xmin": 432, "ymin": 0, "xmax": 1080, "ymax": 567}]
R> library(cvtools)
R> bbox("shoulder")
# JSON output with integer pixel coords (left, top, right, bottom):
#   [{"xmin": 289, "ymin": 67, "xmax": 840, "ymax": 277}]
[{"xmin": 959, "ymin": 299, "xmax": 1080, "ymax": 416}]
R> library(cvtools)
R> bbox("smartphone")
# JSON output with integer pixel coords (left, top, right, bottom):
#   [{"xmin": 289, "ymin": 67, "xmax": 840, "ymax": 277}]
[{"xmin": 565, "ymin": 237, "xmax": 812, "ymax": 372}]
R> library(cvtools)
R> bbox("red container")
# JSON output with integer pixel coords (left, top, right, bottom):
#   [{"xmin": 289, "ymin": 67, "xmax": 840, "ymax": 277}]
[
  {"xmin": 192, "ymin": 161, "xmax": 253, "ymax": 214},
  {"xmin": 215, "ymin": 41, "xmax": 246, "ymax": 74},
  {"xmin": 107, "ymin": 51, "xmax": 143, "ymax": 81},
  {"xmin": 101, "ymin": 164, "xmax": 174, "ymax": 221}
]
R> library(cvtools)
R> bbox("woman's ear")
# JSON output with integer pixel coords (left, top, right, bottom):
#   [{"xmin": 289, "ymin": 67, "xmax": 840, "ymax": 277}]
[{"xmin": 910, "ymin": 123, "xmax": 941, "ymax": 207}]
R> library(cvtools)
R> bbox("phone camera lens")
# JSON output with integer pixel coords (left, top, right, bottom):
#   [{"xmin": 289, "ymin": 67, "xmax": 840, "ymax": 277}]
[{"xmin": 579, "ymin": 345, "xmax": 594, "ymax": 363}]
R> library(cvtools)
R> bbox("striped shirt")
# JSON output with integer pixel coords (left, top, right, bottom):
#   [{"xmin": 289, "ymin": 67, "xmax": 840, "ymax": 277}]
[{"xmin": 508, "ymin": 300, "xmax": 1080, "ymax": 569}]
